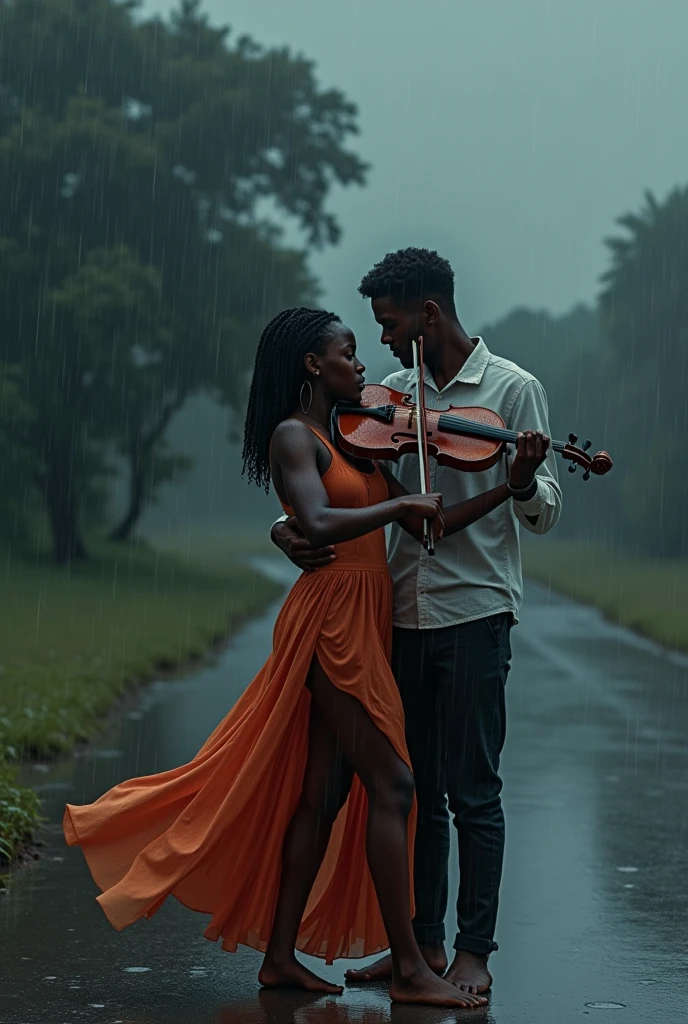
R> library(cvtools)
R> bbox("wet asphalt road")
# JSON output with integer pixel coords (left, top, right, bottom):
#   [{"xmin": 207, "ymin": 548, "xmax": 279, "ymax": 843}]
[{"xmin": 2, "ymin": 557, "xmax": 688, "ymax": 1024}]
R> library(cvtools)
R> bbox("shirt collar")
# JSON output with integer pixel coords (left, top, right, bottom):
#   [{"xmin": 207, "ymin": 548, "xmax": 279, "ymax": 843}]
[{"xmin": 422, "ymin": 337, "xmax": 490, "ymax": 393}]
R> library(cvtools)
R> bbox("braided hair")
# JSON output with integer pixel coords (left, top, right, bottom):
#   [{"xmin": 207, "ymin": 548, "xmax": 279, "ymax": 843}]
[{"xmin": 242, "ymin": 306, "xmax": 341, "ymax": 492}]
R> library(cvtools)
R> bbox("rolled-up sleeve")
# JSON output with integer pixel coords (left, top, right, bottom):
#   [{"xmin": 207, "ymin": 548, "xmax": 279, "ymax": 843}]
[{"xmin": 508, "ymin": 378, "xmax": 562, "ymax": 534}]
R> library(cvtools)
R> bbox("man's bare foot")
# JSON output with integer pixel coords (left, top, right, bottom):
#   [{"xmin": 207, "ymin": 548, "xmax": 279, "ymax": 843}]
[
  {"xmin": 258, "ymin": 955, "xmax": 343, "ymax": 994},
  {"xmin": 444, "ymin": 950, "xmax": 492, "ymax": 994},
  {"xmin": 344, "ymin": 944, "xmax": 447, "ymax": 983},
  {"xmin": 390, "ymin": 964, "xmax": 488, "ymax": 1008}
]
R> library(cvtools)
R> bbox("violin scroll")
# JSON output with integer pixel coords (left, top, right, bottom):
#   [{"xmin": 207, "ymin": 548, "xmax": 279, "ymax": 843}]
[
  {"xmin": 563, "ymin": 441, "xmax": 613, "ymax": 480},
  {"xmin": 590, "ymin": 451, "xmax": 613, "ymax": 475}
]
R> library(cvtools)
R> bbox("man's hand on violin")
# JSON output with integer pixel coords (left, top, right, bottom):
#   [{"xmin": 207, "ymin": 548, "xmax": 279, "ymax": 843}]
[
  {"xmin": 271, "ymin": 516, "xmax": 336, "ymax": 572},
  {"xmin": 509, "ymin": 430, "xmax": 550, "ymax": 495}
]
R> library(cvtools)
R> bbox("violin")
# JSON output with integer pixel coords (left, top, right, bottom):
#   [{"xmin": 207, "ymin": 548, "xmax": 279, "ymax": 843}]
[{"xmin": 332, "ymin": 337, "xmax": 613, "ymax": 556}]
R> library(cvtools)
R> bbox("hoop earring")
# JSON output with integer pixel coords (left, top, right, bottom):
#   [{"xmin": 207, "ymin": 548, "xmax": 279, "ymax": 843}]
[{"xmin": 299, "ymin": 379, "xmax": 313, "ymax": 415}]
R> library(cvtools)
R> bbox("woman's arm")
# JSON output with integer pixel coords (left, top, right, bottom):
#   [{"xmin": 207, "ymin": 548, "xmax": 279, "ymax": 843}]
[
  {"xmin": 378, "ymin": 463, "xmax": 510, "ymax": 541},
  {"xmin": 271, "ymin": 420, "xmax": 442, "ymax": 548}
]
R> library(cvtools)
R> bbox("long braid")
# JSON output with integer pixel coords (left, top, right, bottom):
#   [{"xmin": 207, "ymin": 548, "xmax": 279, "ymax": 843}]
[{"xmin": 242, "ymin": 307, "xmax": 341, "ymax": 492}]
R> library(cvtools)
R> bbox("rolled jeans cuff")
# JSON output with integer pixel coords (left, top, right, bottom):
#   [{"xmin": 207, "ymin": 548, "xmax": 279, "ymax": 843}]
[
  {"xmin": 413, "ymin": 920, "xmax": 446, "ymax": 946},
  {"xmin": 453, "ymin": 933, "xmax": 498, "ymax": 956}
]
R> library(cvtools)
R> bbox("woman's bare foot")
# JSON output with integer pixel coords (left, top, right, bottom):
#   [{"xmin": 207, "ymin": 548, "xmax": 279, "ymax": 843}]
[
  {"xmin": 444, "ymin": 950, "xmax": 492, "ymax": 994},
  {"xmin": 344, "ymin": 944, "xmax": 447, "ymax": 983},
  {"xmin": 390, "ymin": 964, "xmax": 488, "ymax": 1008},
  {"xmin": 258, "ymin": 955, "xmax": 343, "ymax": 994}
]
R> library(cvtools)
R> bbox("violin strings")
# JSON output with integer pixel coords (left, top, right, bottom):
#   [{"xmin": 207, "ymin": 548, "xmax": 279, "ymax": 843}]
[
  {"xmin": 343, "ymin": 404, "xmax": 572, "ymax": 456},
  {"xmin": 436, "ymin": 414, "xmax": 567, "ymax": 453}
]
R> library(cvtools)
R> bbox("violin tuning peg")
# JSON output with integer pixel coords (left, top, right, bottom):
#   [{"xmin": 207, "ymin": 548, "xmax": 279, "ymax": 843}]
[
  {"xmin": 568, "ymin": 432, "xmax": 578, "ymax": 445},
  {"xmin": 568, "ymin": 464, "xmax": 577, "ymax": 474},
  {"xmin": 582, "ymin": 439, "xmax": 592, "ymax": 452},
  {"xmin": 583, "ymin": 469, "xmax": 591, "ymax": 481}
]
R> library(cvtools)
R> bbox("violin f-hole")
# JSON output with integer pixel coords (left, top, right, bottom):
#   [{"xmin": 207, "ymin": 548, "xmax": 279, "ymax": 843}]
[{"xmin": 391, "ymin": 431, "xmax": 433, "ymax": 445}]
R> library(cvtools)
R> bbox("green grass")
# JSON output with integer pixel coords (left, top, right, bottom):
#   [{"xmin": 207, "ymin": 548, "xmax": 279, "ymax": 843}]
[
  {"xmin": 0, "ymin": 538, "xmax": 282, "ymax": 760},
  {"xmin": 0, "ymin": 760, "xmax": 42, "ymax": 872},
  {"xmin": 145, "ymin": 521, "xmax": 276, "ymax": 570},
  {"xmin": 0, "ymin": 535, "xmax": 282, "ymax": 868},
  {"xmin": 523, "ymin": 539, "xmax": 688, "ymax": 651}
]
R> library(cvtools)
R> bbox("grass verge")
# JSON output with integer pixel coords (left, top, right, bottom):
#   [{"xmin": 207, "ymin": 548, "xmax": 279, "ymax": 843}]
[
  {"xmin": 522, "ymin": 539, "xmax": 688, "ymax": 652},
  {"xmin": 142, "ymin": 522, "xmax": 277, "ymax": 569},
  {"xmin": 0, "ymin": 760, "xmax": 42, "ymax": 873},
  {"xmin": 0, "ymin": 538, "xmax": 282, "ymax": 867},
  {"xmin": 0, "ymin": 539, "xmax": 282, "ymax": 757}
]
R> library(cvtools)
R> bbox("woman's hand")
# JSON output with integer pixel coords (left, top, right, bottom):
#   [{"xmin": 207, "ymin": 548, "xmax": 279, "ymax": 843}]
[{"xmin": 399, "ymin": 493, "xmax": 445, "ymax": 539}]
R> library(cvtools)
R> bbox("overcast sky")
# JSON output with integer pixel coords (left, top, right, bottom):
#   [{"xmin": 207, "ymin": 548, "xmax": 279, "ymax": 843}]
[{"xmin": 147, "ymin": 0, "xmax": 688, "ymax": 361}]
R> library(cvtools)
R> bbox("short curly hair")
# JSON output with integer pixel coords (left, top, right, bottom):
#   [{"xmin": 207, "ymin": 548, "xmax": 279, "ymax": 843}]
[{"xmin": 358, "ymin": 247, "xmax": 455, "ymax": 309}]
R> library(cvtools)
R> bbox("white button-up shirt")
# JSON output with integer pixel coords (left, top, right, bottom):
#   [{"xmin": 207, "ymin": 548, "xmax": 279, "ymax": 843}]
[{"xmin": 382, "ymin": 338, "xmax": 562, "ymax": 629}]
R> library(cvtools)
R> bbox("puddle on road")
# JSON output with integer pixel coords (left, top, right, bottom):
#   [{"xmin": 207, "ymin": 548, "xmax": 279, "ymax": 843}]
[{"xmin": 585, "ymin": 1002, "xmax": 627, "ymax": 1009}]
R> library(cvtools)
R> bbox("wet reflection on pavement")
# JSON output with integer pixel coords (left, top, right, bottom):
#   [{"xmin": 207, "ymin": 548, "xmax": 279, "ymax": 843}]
[{"xmin": 2, "ymin": 562, "xmax": 687, "ymax": 1023}]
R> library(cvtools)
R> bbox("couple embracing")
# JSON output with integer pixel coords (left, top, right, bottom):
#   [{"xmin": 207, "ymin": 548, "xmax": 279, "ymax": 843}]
[{"xmin": 64, "ymin": 247, "xmax": 561, "ymax": 1010}]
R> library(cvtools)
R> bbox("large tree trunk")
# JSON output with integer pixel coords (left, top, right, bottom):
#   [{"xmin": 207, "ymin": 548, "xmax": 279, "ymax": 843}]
[
  {"xmin": 45, "ymin": 465, "xmax": 87, "ymax": 565},
  {"xmin": 108, "ymin": 399, "xmax": 184, "ymax": 544},
  {"xmin": 109, "ymin": 451, "xmax": 145, "ymax": 543}
]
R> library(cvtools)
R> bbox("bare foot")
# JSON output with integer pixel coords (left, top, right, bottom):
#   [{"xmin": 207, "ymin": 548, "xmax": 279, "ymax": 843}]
[
  {"xmin": 444, "ymin": 950, "xmax": 492, "ymax": 994},
  {"xmin": 344, "ymin": 944, "xmax": 447, "ymax": 983},
  {"xmin": 258, "ymin": 956, "xmax": 343, "ymax": 994},
  {"xmin": 390, "ymin": 964, "xmax": 488, "ymax": 1008}
]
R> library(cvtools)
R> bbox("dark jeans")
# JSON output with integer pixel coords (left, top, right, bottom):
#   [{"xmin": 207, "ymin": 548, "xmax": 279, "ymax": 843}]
[{"xmin": 392, "ymin": 614, "xmax": 512, "ymax": 957}]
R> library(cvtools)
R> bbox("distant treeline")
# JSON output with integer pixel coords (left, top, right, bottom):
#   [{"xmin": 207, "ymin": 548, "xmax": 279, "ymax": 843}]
[{"xmin": 481, "ymin": 197, "xmax": 688, "ymax": 562}]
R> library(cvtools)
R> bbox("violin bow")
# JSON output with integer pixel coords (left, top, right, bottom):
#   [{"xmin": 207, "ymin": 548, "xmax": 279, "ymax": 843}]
[{"xmin": 412, "ymin": 337, "xmax": 434, "ymax": 556}]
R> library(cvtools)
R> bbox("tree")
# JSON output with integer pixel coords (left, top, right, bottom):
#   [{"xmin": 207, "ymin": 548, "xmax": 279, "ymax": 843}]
[
  {"xmin": 478, "ymin": 304, "xmax": 621, "ymax": 545},
  {"xmin": 0, "ymin": 370, "xmax": 38, "ymax": 549},
  {"xmin": 600, "ymin": 188, "xmax": 688, "ymax": 375},
  {"xmin": 478, "ymin": 304, "xmax": 607, "ymax": 442},
  {"xmin": 0, "ymin": 0, "xmax": 367, "ymax": 560},
  {"xmin": 0, "ymin": 93, "xmax": 168, "ymax": 561},
  {"xmin": 106, "ymin": 219, "xmax": 316, "ymax": 543},
  {"xmin": 599, "ymin": 186, "xmax": 688, "ymax": 556}
]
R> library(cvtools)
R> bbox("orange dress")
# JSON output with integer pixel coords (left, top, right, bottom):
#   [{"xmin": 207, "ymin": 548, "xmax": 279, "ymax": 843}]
[{"xmin": 63, "ymin": 429, "xmax": 416, "ymax": 964}]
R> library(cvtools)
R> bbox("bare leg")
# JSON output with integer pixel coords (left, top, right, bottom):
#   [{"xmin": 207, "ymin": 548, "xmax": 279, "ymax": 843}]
[
  {"xmin": 259, "ymin": 700, "xmax": 352, "ymax": 994},
  {"xmin": 347, "ymin": 627, "xmax": 449, "ymax": 986},
  {"xmin": 307, "ymin": 658, "xmax": 487, "ymax": 1009}
]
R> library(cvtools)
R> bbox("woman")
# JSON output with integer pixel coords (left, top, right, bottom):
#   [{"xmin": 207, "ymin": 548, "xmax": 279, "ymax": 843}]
[{"xmin": 63, "ymin": 307, "xmax": 487, "ymax": 1009}]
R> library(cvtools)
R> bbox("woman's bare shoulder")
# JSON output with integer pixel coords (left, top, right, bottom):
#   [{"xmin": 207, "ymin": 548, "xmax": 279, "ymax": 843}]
[{"xmin": 270, "ymin": 418, "xmax": 315, "ymax": 460}]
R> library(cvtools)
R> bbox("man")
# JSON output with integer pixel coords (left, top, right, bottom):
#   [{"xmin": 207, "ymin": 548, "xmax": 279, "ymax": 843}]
[{"xmin": 271, "ymin": 248, "xmax": 562, "ymax": 994}]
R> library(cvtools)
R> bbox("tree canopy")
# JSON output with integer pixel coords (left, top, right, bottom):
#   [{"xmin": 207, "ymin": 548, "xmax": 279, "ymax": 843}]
[{"xmin": 0, "ymin": 0, "xmax": 367, "ymax": 561}]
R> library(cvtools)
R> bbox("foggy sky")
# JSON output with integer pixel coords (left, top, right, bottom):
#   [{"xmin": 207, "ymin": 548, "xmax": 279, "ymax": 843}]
[{"xmin": 146, "ymin": 0, "xmax": 688, "ymax": 371}]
